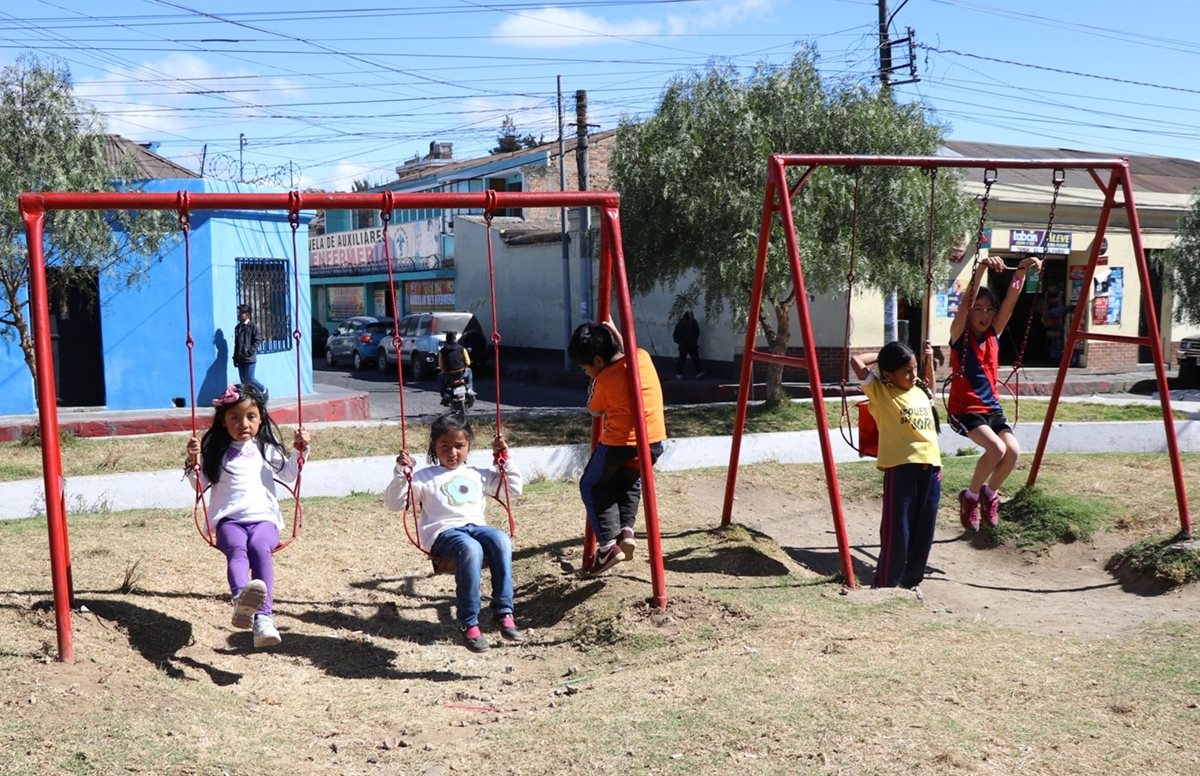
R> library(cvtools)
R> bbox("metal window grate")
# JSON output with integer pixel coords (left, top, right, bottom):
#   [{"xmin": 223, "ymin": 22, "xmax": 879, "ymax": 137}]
[{"xmin": 236, "ymin": 257, "xmax": 292, "ymax": 354}]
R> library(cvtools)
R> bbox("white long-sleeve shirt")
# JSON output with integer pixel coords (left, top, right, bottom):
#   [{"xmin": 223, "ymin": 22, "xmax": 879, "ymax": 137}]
[
  {"xmin": 187, "ymin": 440, "xmax": 303, "ymax": 531},
  {"xmin": 384, "ymin": 459, "xmax": 523, "ymax": 550}
]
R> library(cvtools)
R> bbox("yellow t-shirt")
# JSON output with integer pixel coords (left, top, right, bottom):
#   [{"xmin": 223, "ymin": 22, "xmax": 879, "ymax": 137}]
[
  {"xmin": 589, "ymin": 348, "xmax": 666, "ymax": 446},
  {"xmin": 860, "ymin": 373, "xmax": 941, "ymax": 471}
]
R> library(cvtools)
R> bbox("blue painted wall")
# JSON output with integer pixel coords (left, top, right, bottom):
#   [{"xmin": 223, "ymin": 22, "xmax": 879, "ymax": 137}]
[{"xmin": 0, "ymin": 178, "xmax": 313, "ymax": 415}]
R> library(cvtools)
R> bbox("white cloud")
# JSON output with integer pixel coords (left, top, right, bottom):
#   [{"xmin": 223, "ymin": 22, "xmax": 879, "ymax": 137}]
[
  {"xmin": 75, "ymin": 53, "xmax": 306, "ymax": 143},
  {"xmin": 666, "ymin": 0, "xmax": 778, "ymax": 35},
  {"xmin": 492, "ymin": 7, "xmax": 661, "ymax": 48}
]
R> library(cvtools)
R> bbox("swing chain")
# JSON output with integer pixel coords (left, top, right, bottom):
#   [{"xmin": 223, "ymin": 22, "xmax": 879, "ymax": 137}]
[{"xmin": 1012, "ymin": 169, "xmax": 1066, "ymax": 371}]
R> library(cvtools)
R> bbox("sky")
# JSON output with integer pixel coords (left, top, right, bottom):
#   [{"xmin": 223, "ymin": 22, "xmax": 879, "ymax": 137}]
[{"xmin": 3, "ymin": 0, "xmax": 1199, "ymax": 191}]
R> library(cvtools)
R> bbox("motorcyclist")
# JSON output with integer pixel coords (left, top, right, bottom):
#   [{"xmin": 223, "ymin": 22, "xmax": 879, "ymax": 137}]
[{"xmin": 437, "ymin": 330, "xmax": 476, "ymax": 404}]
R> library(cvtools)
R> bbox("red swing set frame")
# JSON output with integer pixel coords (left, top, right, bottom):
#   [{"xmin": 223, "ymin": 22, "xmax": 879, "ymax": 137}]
[
  {"xmin": 20, "ymin": 188, "xmax": 668, "ymax": 664},
  {"xmin": 721, "ymin": 154, "xmax": 1192, "ymax": 590}
]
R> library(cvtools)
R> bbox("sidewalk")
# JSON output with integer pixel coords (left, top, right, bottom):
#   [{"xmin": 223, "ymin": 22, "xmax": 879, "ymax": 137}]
[{"xmin": 0, "ymin": 362, "xmax": 1187, "ymax": 442}]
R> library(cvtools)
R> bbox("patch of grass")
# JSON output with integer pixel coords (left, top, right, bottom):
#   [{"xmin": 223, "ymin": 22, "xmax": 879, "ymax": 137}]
[
  {"xmin": 989, "ymin": 485, "xmax": 1110, "ymax": 552},
  {"xmin": 1108, "ymin": 534, "xmax": 1200, "ymax": 587}
]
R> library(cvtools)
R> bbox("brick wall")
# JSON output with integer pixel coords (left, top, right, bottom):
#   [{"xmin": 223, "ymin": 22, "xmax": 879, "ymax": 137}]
[
  {"xmin": 1080, "ymin": 340, "xmax": 1139, "ymax": 371},
  {"xmin": 522, "ymin": 132, "xmax": 616, "ymax": 231}
]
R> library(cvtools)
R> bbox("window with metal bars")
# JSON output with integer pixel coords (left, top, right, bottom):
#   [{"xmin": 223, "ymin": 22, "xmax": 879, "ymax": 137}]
[{"xmin": 236, "ymin": 258, "xmax": 292, "ymax": 354}]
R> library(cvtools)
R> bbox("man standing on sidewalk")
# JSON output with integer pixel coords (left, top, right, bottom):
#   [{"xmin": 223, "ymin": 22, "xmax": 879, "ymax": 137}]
[
  {"xmin": 233, "ymin": 303, "xmax": 267, "ymax": 398},
  {"xmin": 672, "ymin": 310, "xmax": 704, "ymax": 379}
]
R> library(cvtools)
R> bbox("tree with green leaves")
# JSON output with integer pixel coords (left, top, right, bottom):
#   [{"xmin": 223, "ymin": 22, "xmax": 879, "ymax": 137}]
[
  {"xmin": 1164, "ymin": 191, "xmax": 1200, "ymax": 324},
  {"xmin": 491, "ymin": 115, "xmax": 542, "ymax": 155},
  {"xmin": 612, "ymin": 47, "xmax": 975, "ymax": 405},
  {"xmin": 0, "ymin": 55, "xmax": 175, "ymax": 383}
]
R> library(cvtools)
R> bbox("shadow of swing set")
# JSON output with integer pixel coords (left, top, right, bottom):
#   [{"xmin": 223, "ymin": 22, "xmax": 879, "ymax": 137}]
[{"xmin": 19, "ymin": 155, "xmax": 1192, "ymax": 663}]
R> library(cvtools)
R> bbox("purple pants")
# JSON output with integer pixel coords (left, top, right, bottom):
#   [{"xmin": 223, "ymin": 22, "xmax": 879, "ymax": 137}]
[{"xmin": 215, "ymin": 519, "xmax": 279, "ymax": 616}]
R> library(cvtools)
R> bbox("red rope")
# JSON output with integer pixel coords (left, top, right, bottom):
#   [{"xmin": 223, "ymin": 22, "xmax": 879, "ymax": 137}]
[
  {"xmin": 379, "ymin": 192, "xmax": 410, "ymax": 453},
  {"xmin": 483, "ymin": 197, "xmax": 516, "ymax": 539},
  {"xmin": 275, "ymin": 191, "xmax": 307, "ymax": 552},
  {"xmin": 179, "ymin": 192, "xmax": 214, "ymax": 548}
]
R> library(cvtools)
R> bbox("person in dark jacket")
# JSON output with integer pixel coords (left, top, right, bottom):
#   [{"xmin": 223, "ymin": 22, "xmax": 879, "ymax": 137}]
[
  {"xmin": 233, "ymin": 303, "xmax": 267, "ymax": 397},
  {"xmin": 437, "ymin": 330, "xmax": 475, "ymax": 402},
  {"xmin": 672, "ymin": 311, "xmax": 704, "ymax": 379}
]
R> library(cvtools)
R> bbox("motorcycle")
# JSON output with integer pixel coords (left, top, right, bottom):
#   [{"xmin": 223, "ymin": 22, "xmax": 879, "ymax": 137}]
[{"xmin": 440, "ymin": 371, "xmax": 476, "ymax": 413}]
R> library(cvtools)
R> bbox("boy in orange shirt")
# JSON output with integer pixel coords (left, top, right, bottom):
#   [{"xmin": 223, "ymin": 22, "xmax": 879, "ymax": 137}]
[{"xmin": 567, "ymin": 320, "xmax": 667, "ymax": 574}]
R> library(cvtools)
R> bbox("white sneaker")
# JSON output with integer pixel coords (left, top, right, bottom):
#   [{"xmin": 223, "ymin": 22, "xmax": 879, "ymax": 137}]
[
  {"xmin": 231, "ymin": 579, "xmax": 267, "ymax": 630},
  {"xmin": 252, "ymin": 615, "xmax": 282, "ymax": 648}
]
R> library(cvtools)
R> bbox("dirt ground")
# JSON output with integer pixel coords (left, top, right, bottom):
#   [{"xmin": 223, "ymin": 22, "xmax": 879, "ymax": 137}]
[
  {"xmin": 728, "ymin": 486, "xmax": 1200, "ymax": 640},
  {"xmin": 2, "ymin": 462, "xmax": 1198, "ymax": 775}
]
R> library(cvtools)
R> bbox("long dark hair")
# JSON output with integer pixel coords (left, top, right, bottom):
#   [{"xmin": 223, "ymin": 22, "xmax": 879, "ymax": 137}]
[
  {"xmin": 200, "ymin": 383, "xmax": 287, "ymax": 483},
  {"xmin": 877, "ymin": 341, "xmax": 940, "ymax": 434},
  {"xmin": 427, "ymin": 411, "xmax": 474, "ymax": 465}
]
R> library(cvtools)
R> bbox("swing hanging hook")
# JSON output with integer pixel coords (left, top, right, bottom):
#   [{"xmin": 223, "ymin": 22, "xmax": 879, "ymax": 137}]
[
  {"xmin": 287, "ymin": 190, "xmax": 302, "ymax": 230},
  {"xmin": 484, "ymin": 189, "xmax": 497, "ymax": 225},
  {"xmin": 176, "ymin": 190, "xmax": 190, "ymax": 232},
  {"xmin": 380, "ymin": 190, "xmax": 393, "ymax": 223}
]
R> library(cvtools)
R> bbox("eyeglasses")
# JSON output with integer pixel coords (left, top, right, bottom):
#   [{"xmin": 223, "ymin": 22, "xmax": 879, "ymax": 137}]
[{"xmin": 970, "ymin": 306, "xmax": 996, "ymax": 314}]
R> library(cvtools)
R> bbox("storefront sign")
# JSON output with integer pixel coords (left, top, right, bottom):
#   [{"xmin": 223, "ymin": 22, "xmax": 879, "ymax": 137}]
[
  {"xmin": 406, "ymin": 279, "xmax": 455, "ymax": 312},
  {"xmin": 309, "ymin": 222, "xmax": 440, "ymax": 274},
  {"xmin": 1009, "ymin": 229, "xmax": 1072, "ymax": 255}
]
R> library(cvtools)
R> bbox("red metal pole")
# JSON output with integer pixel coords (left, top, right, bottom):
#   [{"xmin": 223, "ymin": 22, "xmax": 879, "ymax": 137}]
[
  {"xmin": 580, "ymin": 204, "xmax": 616, "ymax": 571},
  {"xmin": 20, "ymin": 190, "xmax": 621, "ymax": 213},
  {"xmin": 605, "ymin": 207, "xmax": 668, "ymax": 608},
  {"xmin": 721, "ymin": 161, "xmax": 780, "ymax": 525},
  {"xmin": 771, "ymin": 158, "xmax": 856, "ymax": 589},
  {"xmin": 1027, "ymin": 170, "xmax": 1120, "ymax": 487},
  {"xmin": 1120, "ymin": 166, "xmax": 1191, "ymax": 538},
  {"xmin": 20, "ymin": 202, "xmax": 75, "ymax": 663}
]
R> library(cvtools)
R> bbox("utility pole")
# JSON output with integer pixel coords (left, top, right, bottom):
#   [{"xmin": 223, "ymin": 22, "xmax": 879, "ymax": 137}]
[
  {"xmin": 238, "ymin": 133, "xmax": 246, "ymax": 183},
  {"xmin": 558, "ymin": 76, "xmax": 572, "ymax": 369},
  {"xmin": 575, "ymin": 90, "xmax": 593, "ymax": 322},
  {"xmin": 878, "ymin": 0, "xmax": 892, "ymax": 95}
]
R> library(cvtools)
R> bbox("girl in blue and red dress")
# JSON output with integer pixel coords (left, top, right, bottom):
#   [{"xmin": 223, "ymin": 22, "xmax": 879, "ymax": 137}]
[{"xmin": 948, "ymin": 254, "xmax": 1042, "ymax": 532}]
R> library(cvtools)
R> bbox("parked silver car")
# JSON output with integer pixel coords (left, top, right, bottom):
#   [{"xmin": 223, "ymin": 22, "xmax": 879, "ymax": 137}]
[{"xmin": 377, "ymin": 311, "xmax": 487, "ymax": 380}]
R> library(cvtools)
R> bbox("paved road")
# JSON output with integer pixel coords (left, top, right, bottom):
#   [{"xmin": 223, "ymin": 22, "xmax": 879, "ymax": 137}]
[{"xmin": 313, "ymin": 360, "xmax": 586, "ymax": 421}]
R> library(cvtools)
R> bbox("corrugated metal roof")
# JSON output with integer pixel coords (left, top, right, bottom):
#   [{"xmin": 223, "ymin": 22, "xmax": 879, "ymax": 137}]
[
  {"xmin": 104, "ymin": 135, "xmax": 200, "ymax": 179},
  {"xmin": 942, "ymin": 139, "xmax": 1200, "ymax": 195}
]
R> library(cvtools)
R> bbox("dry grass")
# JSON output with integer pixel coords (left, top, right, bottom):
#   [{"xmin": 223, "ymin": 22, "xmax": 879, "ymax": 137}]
[{"xmin": 2, "ymin": 458, "xmax": 1199, "ymax": 775}]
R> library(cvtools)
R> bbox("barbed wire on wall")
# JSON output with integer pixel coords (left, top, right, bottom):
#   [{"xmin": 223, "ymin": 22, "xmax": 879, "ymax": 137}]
[{"xmin": 199, "ymin": 153, "xmax": 300, "ymax": 187}]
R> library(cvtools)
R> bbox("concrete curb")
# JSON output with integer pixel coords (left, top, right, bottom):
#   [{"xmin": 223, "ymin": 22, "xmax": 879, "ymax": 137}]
[{"xmin": 2, "ymin": 420, "xmax": 1197, "ymax": 521}]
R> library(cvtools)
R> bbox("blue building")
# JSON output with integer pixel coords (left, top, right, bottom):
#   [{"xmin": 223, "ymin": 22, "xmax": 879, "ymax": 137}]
[{"xmin": 0, "ymin": 140, "xmax": 313, "ymax": 415}]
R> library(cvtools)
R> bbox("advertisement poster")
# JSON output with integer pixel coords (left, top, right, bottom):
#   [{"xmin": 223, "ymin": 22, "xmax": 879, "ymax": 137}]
[
  {"xmin": 1091, "ymin": 267, "xmax": 1123, "ymax": 326},
  {"xmin": 937, "ymin": 280, "xmax": 963, "ymax": 318},
  {"xmin": 1069, "ymin": 265, "xmax": 1086, "ymax": 304},
  {"xmin": 328, "ymin": 286, "xmax": 364, "ymax": 321}
]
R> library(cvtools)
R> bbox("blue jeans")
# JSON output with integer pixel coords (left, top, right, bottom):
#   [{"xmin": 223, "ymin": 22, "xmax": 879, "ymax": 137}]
[
  {"xmin": 236, "ymin": 361, "xmax": 266, "ymax": 396},
  {"xmin": 430, "ymin": 524, "xmax": 513, "ymax": 628}
]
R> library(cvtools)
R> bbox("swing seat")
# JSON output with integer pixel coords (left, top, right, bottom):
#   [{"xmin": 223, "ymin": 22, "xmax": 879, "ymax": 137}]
[{"xmin": 856, "ymin": 401, "xmax": 879, "ymax": 458}]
